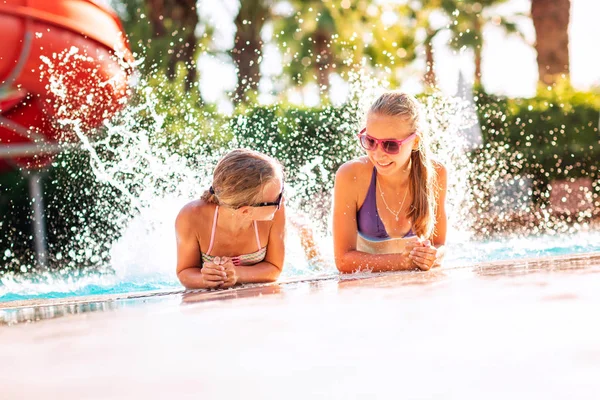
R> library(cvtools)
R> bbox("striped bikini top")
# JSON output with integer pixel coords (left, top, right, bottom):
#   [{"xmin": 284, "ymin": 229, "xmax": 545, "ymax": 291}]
[{"xmin": 201, "ymin": 206, "xmax": 267, "ymax": 266}]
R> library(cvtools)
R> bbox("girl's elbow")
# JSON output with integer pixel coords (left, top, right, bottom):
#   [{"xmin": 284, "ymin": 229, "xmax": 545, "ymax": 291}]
[
  {"xmin": 271, "ymin": 267, "xmax": 283, "ymax": 282},
  {"xmin": 177, "ymin": 270, "xmax": 202, "ymax": 289},
  {"xmin": 337, "ymin": 265, "xmax": 357, "ymax": 274},
  {"xmin": 335, "ymin": 254, "xmax": 357, "ymax": 274},
  {"xmin": 178, "ymin": 276, "xmax": 195, "ymax": 290},
  {"xmin": 336, "ymin": 266, "xmax": 353, "ymax": 274},
  {"xmin": 264, "ymin": 264, "xmax": 282, "ymax": 282}
]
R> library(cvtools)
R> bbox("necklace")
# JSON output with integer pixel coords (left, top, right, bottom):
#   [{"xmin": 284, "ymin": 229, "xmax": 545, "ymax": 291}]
[{"xmin": 378, "ymin": 181, "xmax": 409, "ymax": 222}]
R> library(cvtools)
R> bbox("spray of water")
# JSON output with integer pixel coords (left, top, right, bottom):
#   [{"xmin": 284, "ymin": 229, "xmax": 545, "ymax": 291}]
[{"xmin": 1, "ymin": 47, "xmax": 599, "ymax": 302}]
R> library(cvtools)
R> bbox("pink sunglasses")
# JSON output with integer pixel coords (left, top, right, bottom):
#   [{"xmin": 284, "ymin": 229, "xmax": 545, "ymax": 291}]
[{"xmin": 357, "ymin": 128, "xmax": 417, "ymax": 155}]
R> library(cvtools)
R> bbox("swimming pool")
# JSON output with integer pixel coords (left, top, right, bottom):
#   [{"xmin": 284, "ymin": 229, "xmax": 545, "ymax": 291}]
[{"xmin": 1, "ymin": 229, "xmax": 599, "ymax": 304}]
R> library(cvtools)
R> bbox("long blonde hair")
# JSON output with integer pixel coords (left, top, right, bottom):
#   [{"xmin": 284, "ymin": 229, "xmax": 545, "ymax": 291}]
[
  {"xmin": 369, "ymin": 92, "xmax": 438, "ymax": 238},
  {"xmin": 200, "ymin": 149, "xmax": 283, "ymax": 209}
]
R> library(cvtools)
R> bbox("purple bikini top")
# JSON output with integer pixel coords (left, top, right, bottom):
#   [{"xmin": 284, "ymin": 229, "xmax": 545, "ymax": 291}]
[{"xmin": 356, "ymin": 168, "xmax": 415, "ymax": 242}]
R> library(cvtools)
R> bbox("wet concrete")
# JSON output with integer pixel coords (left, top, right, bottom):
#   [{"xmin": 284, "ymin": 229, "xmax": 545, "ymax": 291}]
[{"xmin": 1, "ymin": 253, "xmax": 600, "ymax": 399}]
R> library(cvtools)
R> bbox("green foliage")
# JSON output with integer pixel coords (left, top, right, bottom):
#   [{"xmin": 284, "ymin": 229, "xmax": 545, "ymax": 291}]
[
  {"xmin": 476, "ymin": 86, "xmax": 600, "ymax": 195},
  {"xmin": 230, "ymin": 102, "xmax": 362, "ymax": 196},
  {"xmin": 0, "ymin": 152, "xmax": 128, "ymax": 273},
  {"xmin": 272, "ymin": 0, "xmax": 418, "ymax": 93},
  {"xmin": 2, "ymin": 86, "xmax": 599, "ymax": 272},
  {"xmin": 435, "ymin": 0, "xmax": 526, "ymax": 85},
  {"xmin": 43, "ymin": 151, "xmax": 132, "ymax": 271},
  {"xmin": 0, "ymin": 172, "xmax": 32, "ymax": 270},
  {"xmin": 137, "ymin": 71, "xmax": 230, "ymax": 157},
  {"xmin": 114, "ymin": 0, "xmax": 211, "ymax": 92}
]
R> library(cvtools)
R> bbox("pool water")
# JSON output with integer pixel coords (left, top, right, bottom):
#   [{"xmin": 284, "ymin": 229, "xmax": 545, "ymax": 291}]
[{"xmin": 1, "ymin": 230, "xmax": 600, "ymax": 304}]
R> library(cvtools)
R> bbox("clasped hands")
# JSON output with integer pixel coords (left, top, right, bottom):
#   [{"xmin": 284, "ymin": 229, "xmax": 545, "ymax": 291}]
[
  {"xmin": 201, "ymin": 256, "xmax": 238, "ymax": 288},
  {"xmin": 407, "ymin": 239, "xmax": 442, "ymax": 271}
]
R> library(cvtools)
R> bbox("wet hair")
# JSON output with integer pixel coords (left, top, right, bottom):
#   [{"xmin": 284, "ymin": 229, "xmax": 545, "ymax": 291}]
[
  {"xmin": 200, "ymin": 149, "xmax": 283, "ymax": 209},
  {"xmin": 369, "ymin": 92, "xmax": 438, "ymax": 239}
]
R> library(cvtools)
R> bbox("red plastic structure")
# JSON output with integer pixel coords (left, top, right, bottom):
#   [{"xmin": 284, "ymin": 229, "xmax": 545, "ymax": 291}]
[{"xmin": 0, "ymin": 0, "xmax": 134, "ymax": 170}]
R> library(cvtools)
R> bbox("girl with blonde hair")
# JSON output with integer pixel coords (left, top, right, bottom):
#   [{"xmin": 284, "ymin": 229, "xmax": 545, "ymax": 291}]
[
  {"xmin": 176, "ymin": 149, "xmax": 285, "ymax": 289},
  {"xmin": 333, "ymin": 92, "xmax": 447, "ymax": 272}
]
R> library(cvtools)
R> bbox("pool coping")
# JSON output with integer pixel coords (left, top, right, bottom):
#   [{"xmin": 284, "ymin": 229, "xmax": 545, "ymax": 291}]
[{"xmin": 1, "ymin": 250, "xmax": 600, "ymax": 311}]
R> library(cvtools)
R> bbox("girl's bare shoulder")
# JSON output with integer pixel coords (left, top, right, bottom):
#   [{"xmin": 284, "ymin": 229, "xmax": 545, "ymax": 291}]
[
  {"xmin": 176, "ymin": 199, "xmax": 215, "ymax": 225},
  {"xmin": 336, "ymin": 156, "xmax": 373, "ymax": 182},
  {"xmin": 431, "ymin": 159, "xmax": 448, "ymax": 194},
  {"xmin": 431, "ymin": 159, "xmax": 447, "ymax": 180}
]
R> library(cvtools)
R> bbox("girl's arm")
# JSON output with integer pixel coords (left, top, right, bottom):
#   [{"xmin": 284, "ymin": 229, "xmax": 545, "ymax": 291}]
[
  {"xmin": 175, "ymin": 204, "xmax": 225, "ymax": 289},
  {"xmin": 333, "ymin": 162, "xmax": 417, "ymax": 273},
  {"xmin": 432, "ymin": 162, "xmax": 448, "ymax": 247},
  {"xmin": 432, "ymin": 163, "xmax": 448, "ymax": 266},
  {"xmin": 409, "ymin": 162, "xmax": 448, "ymax": 268}
]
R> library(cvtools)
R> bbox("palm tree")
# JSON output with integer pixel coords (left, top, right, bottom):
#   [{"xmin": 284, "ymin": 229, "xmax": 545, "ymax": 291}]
[
  {"xmin": 273, "ymin": 0, "xmax": 417, "ymax": 102},
  {"xmin": 531, "ymin": 0, "xmax": 571, "ymax": 86},
  {"xmin": 117, "ymin": 0, "xmax": 209, "ymax": 93},
  {"xmin": 231, "ymin": 0, "xmax": 273, "ymax": 104},
  {"xmin": 408, "ymin": 0, "xmax": 443, "ymax": 89},
  {"xmin": 441, "ymin": 0, "xmax": 526, "ymax": 88},
  {"xmin": 272, "ymin": 1, "xmax": 336, "ymax": 99},
  {"xmin": 423, "ymin": 26, "xmax": 440, "ymax": 89}
]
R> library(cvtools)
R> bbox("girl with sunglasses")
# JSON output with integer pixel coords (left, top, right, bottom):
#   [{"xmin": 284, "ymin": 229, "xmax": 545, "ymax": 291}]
[
  {"xmin": 333, "ymin": 92, "xmax": 447, "ymax": 272},
  {"xmin": 176, "ymin": 149, "xmax": 286, "ymax": 289}
]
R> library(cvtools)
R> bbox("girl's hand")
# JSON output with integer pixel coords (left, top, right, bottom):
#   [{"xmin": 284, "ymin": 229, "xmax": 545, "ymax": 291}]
[
  {"xmin": 408, "ymin": 240, "xmax": 439, "ymax": 271},
  {"xmin": 201, "ymin": 257, "xmax": 227, "ymax": 288},
  {"xmin": 220, "ymin": 258, "xmax": 238, "ymax": 288}
]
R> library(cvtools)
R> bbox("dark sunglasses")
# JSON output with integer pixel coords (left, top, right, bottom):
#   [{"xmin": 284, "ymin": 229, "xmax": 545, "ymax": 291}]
[
  {"xmin": 252, "ymin": 185, "xmax": 284, "ymax": 210},
  {"xmin": 357, "ymin": 128, "xmax": 416, "ymax": 155}
]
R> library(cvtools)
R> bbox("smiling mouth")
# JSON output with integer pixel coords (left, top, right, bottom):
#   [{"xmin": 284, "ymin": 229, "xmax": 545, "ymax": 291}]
[{"xmin": 375, "ymin": 161, "xmax": 393, "ymax": 167}]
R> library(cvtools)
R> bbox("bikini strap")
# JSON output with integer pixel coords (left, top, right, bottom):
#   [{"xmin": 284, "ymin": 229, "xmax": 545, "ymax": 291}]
[
  {"xmin": 368, "ymin": 167, "xmax": 378, "ymax": 196},
  {"xmin": 253, "ymin": 220, "xmax": 261, "ymax": 251},
  {"xmin": 206, "ymin": 205, "xmax": 219, "ymax": 255}
]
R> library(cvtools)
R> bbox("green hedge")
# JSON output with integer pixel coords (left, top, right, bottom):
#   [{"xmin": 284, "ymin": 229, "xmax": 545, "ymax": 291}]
[
  {"xmin": 0, "ymin": 172, "xmax": 32, "ymax": 270},
  {"xmin": 230, "ymin": 103, "xmax": 362, "ymax": 195},
  {"xmin": 0, "ymin": 152, "xmax": 130, "ymax": 274},
  {"xmin": 475, "ymin": 87, "xmax": 600, "ymax": 192}
]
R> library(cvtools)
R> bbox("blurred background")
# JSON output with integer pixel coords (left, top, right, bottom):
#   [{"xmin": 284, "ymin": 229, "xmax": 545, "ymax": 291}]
[{"xmin": 112, "ymin": 0, "xmax": 600, "ymax": 108}]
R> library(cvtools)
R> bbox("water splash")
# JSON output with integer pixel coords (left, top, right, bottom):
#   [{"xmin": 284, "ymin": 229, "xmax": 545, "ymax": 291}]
[{"xmin": 1, "ymin": 48, "xmax": 599, "ymax": 303}]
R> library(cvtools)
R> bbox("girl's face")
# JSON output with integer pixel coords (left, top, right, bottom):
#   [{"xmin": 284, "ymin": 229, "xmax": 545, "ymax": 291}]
[
  {"xmin": 364, "ymin": 112, "xmax": 418, "ymax": 177},
  {"xmin": 240, "ymin": 177, "xmax": 284, "ymax": 221}
]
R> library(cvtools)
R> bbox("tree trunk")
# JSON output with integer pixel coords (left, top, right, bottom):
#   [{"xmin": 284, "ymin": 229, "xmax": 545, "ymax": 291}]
[
  {"xmin": 531, "ymin": 0, "xmax": 571, "ymax": 86},
  {"xmin": 166, "ymin": 0, "xmax": 199, "ymax": 91},
  {"xmin": 473, "ymin": 14, "xmax": 482, "ymax": 87},
  {"xmin": 145, "ymin": 0, "xmax": 199, "ymax": 92},
  {"xmin": 423, "ymin": 29, "xmax": 437, "ymax": 88},
  {"xmin": 313, "ymin": 28, "xmax": 332, "ymax": 102},
  {"xmin": 474, "ymin": 45, "xmax": 482, "ymax": 87},
  {"xmin": 145, "ymin": 0, "xmax": 167, "ymax": 38},
  {"xmin": 167, "ymin": 30, "xmax": 198, "ymax": 92},
  {"xmin": 232, "ymin": 1, "xmax": 268, "ymax": 104}
]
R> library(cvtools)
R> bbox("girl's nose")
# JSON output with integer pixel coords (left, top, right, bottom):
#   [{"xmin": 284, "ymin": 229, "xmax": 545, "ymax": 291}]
[{"xmin": 372, "ymin": 144, "xmax": 387, "ymax": 159}]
